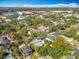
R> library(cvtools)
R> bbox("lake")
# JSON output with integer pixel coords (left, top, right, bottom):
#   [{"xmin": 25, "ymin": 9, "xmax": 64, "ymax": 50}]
[{"xmin": 0, "ymin": 11, "xmax": 17, "ymax": 15}]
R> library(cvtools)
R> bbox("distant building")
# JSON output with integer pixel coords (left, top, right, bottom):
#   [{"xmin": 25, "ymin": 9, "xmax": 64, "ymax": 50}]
[
  {"xmin": 51, "ymin": 11, "xmax": 73, "ymax": 13},
  {"xmin": 17, "ymin": 11, "xmax": 33, "ymax": 15},
  {"xmin": 24, "ymin": 11, "xmax": 33, "ymax": 15},
  {"xmin": 17, "ymin": 12, "xmax": 23, "ymax": 15},
  {"xmin": 17, "ymin": 16, "xmax": 25, "ymax": 20},
  {"xmin": 5, "ymin": 19, "xmax": 11, "ymax": 22}
]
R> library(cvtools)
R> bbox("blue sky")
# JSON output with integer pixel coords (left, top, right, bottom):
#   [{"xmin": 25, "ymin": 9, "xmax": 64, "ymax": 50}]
[{"xmin": 0, "ymin": 0, "xmax": 79, "ymax": 7}]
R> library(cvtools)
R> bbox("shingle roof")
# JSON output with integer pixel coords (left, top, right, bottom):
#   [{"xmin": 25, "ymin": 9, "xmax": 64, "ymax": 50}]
[
  {"xmin": 73, "ymin": 48, "xmax": 79, "ymax": 57},
  {"xmin": 66, "ymin": 55, "xmax": 73, "ymax": 59},
  {"xmin": 51, "ymin": 30, "xmax": 65, "ymax": 36},
  {"xmin": 0, "ymin": 36, "xmax": 10, "ymax": 45},
  {"xmin": 4, "ymin": 54, "xmax": 15, "ymax": 59},
  {"xmin": 20, "ymin": 45, "xmax": 32, "ymax": 55},
  {"xmin": 46, "ymin": 35, "xmax": 55, "ymax": 41}
]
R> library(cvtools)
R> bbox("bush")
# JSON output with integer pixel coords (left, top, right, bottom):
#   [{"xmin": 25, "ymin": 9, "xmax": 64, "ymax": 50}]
[
  {"xmin": 39, "ymin": 47, "xmax": 48, "ymax": 56},
  {"xmin": 73, "ymin": 34, "xmax": 79, "ymax": 41}
]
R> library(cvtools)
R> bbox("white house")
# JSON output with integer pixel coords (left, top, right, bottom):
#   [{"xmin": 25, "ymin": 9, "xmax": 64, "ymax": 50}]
[
  {"xmin": 17, "ymin": 16, "xmax": 25, "ymax": 20},
  {"xmin": 31, "ymin": 39, "xmax": 44, "ymax": 47}
]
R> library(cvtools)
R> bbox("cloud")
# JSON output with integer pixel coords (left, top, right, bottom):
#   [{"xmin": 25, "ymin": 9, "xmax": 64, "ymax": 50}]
[{"xmin": 23, "ymin": 3, "xmax": 79, "ymax": 8}]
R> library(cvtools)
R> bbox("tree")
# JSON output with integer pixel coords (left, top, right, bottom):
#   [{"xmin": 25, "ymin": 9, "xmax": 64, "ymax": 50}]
[
  {"xmin": 0, "ymin": 31, "xmax": 2, "ymax": 36},
  {"xmin": 73, "ymin": 34, "xmax": 79, "ymax": 41},
  {"xmin": 0, "ymin": 48, "xmax": 8, "ymax": 59},
  {"xmin": 12, "ymin": 46, "xmax": 20, "ymax": 57},
  {"xmin": 19, "ymin": 27, "xmax": 27, "ymax": 36},
  {"xmin": 10, "ymin": 43, "xmax": 21, "ymax": 58},
  {"xmin": 31, "ymin": 51, "xmax": 39, "ymax": 59},
  {"xmin": 30, "ymin": 43, "xmax": 39, "ymax": 52},
  {"xmin": 31, "ymin": 31, "xmax": 46, "ymax": 39},
  {"xmin": 67, "ymin": 16, "xmax": 77, "ymax": 25},
  {"xmin": 48, "ymin": 25, "xmax": 53, "ymax": 33},
  {"xmin": 56, "ymin": 23, "xmax": 65, "ymax": 30},
  {"xmin": 64, "ymin": 28, "xmax": 76, "ymax": 37},
  {"xmin": 44, "ymin": 40, "xmax": 52, "ymax": 48},
  {"xmin": 12, "ymin": 33, "xmax": 19, "ymax": 46},
  {"xmin": 76, "ymin": 56, "xmax": 79, "ymax": 59},
  {"xmin": 39, "ymin": 47, "xmax": 48, "ymax": 56},
  {"xmin": 22, "ymin": 36, "xmax": 29, "ymax": 44},
  {"xmin": 49, "ymin": 36, "xmax": 73, "ymax": 59}
]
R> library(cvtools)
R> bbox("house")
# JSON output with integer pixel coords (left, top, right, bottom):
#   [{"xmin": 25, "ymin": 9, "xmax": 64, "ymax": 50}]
[
  {"xmin": 46, "ymin": 30, "xmax": 65, "ymax": 41},
  {"xmin": 0, "ymin": 36, "xmax": 10, "ymax": 46},
  {"xmin": 4, "ymin": 54, "xmax": 15, "ymax": 59},
  {"xmin": 5, "ymin": 19, "xmax": 11, "ymax": 22},
  {"xmin": 17, "ymin": 16, "xmax": 25, "ymax": 20},
  {"xmin": 19, "ymin": 20, "xmax": 28, "ymax": 26},
  {"xmin": 37, "ymin": 25, "xmax": 49, "ymax": 32},
  {"xmin": 37, "ymin": 15, "xmax": 44, "ymax": 19},
  {"xmin": 73, "ymin": 47, "xmax": 79, "ymax": 58},
  {"xmin": 19, "ymin": 44, "xmax": 32, "ymax": 56},
  {"xmin": 17, "ymin": 12, "xmax": 23, "ymax": 15},
  {"xmin": 24, "ymin": 11, "xmax": 33, "ymax": 15},
  {"xmin": 50, "ymin": 30, "xmax": 65, "ymax": 37},
  {"xmin": 51, "ymin": 11, "xmax": 73, "ymax": 13},
  {"xmin": 27, "ymin": 29, "xmax": 33, "ymax": 36},
  {"xmin": 53, "ymin": 21, "xmax": 58, "ymax": 26},
  {"xmin": 45, "ymin": 35, "xmax": 55, "ymax": 41},
  {"xmin": 74, "ymin": 14, "xmax": 79, "ymax": 18},
  {"xmin": 39, "ymin": 55, "xmax": 52, "ymax": 59},
  {"xmin": 66, "ymin": 45, "xmax": 79, "ymax": 59},
  {"xmin": 1, "ymin": 16, "xmax": 6, "ymax": 19},
  {"xmin": 31, "ymin": 39, "xmax": 44, "ymax": 47},
  {"xmin": 64, "ymin": 14, "xmax": 73, "ymax": 17},
  {"xmin": 66, "ymin": 55, "xmax": 73, "ymax": 59}
]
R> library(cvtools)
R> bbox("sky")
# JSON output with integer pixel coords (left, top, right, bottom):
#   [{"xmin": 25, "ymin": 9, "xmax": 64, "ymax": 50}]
[{"xmin": 0, "ymin": 0, "xmax": 79, "ymax": 7}]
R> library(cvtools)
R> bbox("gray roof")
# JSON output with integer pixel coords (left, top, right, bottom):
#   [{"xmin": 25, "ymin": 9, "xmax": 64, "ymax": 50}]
[
  {"xmin": 46, "ymin": 35, "xmax": 55, "ymax": 41},
  {"xmin": 66, "ymin": 55, "xmax": 73, "ymax": 59},
  {"xmin": 47, "ymin": 36, "xmax": 55, "ymax": 39},
  {"xmin": 51, "ymin": 30, "xmax": 65, "ymax": 36},
  {"xmin": 73, "ymin": 48, "xmax": 79, "ymax": 57},
  {"xmin": 52, "ymin": 32, "xmax": 60, "ymax": 36},
  {"xmin": 0, "ymin": 36, "xmax": 10, "ymax": 45},
  {"xmin": 20, "ymin": 45, "xmax": 32, "ymax": 55},
  {"xmin": 4, "ymin": 54, "xmax": 15, "ymax": 59}
]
